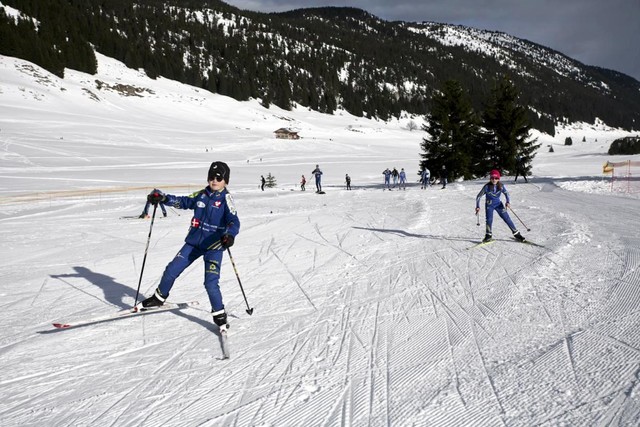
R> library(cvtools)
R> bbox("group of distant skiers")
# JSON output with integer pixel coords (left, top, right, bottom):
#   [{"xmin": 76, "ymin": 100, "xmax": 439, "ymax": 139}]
[
  {"xmin": 135, "ymin": 157, "xmax": 529, "ymax": 335},
  {"xmin": 254, "ymin": 158, "xmax": 527, "ymax": 195},
  {"xmin": 381, "ymin": 167, "xmax": 407, "ymax": 190},
  {"xmin": 257, "ymin": 165, "xmax": 351, "ymax": 193},
  {"xmin": 418, "ymin": 165, "xmax": 448, "ymax": 189}
]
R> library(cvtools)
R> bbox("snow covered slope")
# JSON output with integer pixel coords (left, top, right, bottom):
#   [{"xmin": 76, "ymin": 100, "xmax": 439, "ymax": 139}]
[{"xmin": 0, "ymin": 54, "xmax": 639, "ymax": 426}]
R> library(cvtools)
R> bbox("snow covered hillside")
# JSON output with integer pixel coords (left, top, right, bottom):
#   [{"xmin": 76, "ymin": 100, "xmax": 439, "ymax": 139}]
[{"xmin": 0, "ymin": 54, "xmax": 639, "ymax": 426}]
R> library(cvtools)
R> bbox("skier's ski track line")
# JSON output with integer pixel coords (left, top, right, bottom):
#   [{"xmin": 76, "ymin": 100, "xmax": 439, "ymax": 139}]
[
  {"xmin": 594, "ymin": 365, "xmax": 640, "ymax": 426},
  {"xmin": 312, "ymin": 221, "xmax": 356, "ymax": 259},
  {"xmin": 557, "ymin": 300, "xmax": 580, "ymax": 385},
  {"xmin": 383, "ymin": 321, "xmax": 393, "ymax": 427},
  {"xmin": 429, "ymin": 259, "xmax": 495, "ymax": 344},
  {"xmin": 365, "ymin": 301, "xmax": 380, "ymax": 425},
  {"xmin": 269, "ymin": 246, "xmax": 317, "ymax": 311},
  {"xmin": 157, "ymin": 353, "xmax": 260, "ymax": 425},
  {"xmin": 445, "ymin": 315, "xmax": 467, "ymax": 407},
  {"xmin": 268, "ymin": 324, "xmax": 322, "ymax": 411},
  {"xmin": 430, "ymin": 251, "xmax": 498, "ymax": 342},
  {"xmin": 469, "ymin": 321, "xmax": 507, "ymax": 424}
]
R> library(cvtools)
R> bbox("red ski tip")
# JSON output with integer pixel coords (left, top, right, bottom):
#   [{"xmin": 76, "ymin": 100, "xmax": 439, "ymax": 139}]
[{"xmin": 52, "ymin": 323, "xmax": 71, "ymax": 329}]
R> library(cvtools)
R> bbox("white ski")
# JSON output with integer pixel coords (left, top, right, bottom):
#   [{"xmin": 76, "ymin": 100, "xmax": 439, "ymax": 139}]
[
  {"xmin": 218, "ymin": 325, "xmax": 231, "ymax": 359},
  {"xmin": 52, "ymin": 301, "xmax": 199, "ymax": 329}
]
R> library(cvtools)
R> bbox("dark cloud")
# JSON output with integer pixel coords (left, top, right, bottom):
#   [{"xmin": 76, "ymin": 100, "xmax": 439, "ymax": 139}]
[{"xmin": 224, "ymin": 0, "xmax": 640, "ymax": 81}]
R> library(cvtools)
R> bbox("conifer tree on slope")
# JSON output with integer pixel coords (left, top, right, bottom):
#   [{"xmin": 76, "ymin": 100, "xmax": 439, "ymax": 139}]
[
  {"xmin": 420, "ymin": 80, "xmax": 480, "ymax": 180},
  {"xmin": 481, "ymin": 77, "xmax": 540, "ymax": 175}
]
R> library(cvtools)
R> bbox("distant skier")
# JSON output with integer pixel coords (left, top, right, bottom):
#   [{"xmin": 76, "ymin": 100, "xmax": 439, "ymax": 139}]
[
  {"xmin": 475, "ymin": 169, "xmax": 526, "ymax": 243},
  {"xmin": 311, "ymin": 164, "xmax": 323, "ymax": 192},
  {"xmin": 301, "ymin": 174, "xmax": 306, "ymax": 191},
  {"xmin": 399, "ymin": 168, "xmax": 407, "ymax": 190},
  {"xmin": 421, "ymin": 168, "xmax": 431, "ymax": 189},
  {"xmin": 260, "ymin": 175, "xmax": 266, "ymax": 191},
  {"xmin": 139, "ymin": 188, "xmax": 167, "ymax": 218},
  {"xmin": 391, "ymin": 167, "xmax": 399, "ymax": 187},
  {"xmin": 382, "ymin": 168, "xmax": 392, "ymax": 190},
  {"xmin": 439, "ymin": 165, "xmax": 447, "ymax": 189},
  {"xmin": 514, "ymin": 156, "xmax": 529, "ymax": 183},
  {"xmin": 345, "ymin": 174, "xmax": 352, "ymax": 190},
  {"xmin": 138, "ymin": 161, "xmax": 240, "ymax": 332}
]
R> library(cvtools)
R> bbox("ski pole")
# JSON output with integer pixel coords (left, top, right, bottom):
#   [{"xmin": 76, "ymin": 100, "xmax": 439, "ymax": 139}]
[
  {"xmin": 508, "ymin": 206, "xmax": 531, "ymax": 231},
  {"xmin": 476, "ymin": 212, "xmax": 480, "ymax": 226},
  {"xmin": 134, "ymin": 203, "xmax": 157, "ymax": 306},
  {"xmin": 226, "ymin": 248, "xmax": 254, "ymax": 315}
]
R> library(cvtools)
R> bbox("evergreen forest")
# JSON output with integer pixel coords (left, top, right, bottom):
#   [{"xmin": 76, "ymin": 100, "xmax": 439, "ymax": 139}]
[{"xmin": 1, "ymin": 0, "xmax": 639, "ymax": 135}]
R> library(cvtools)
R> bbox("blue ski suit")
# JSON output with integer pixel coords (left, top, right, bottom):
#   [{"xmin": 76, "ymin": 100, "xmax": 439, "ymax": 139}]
[
  {"xmin": 382, "ymin": 169, "xmax": 391, "ymax": 188},
  {"xmin": 158, "ymin": 187, "xmax": 240, "ymax": 311},
  {"xmin": 142, "ymin": 188, "xmax": 167, "ymax": 217},
  {"xmin": 311, "ymin": 166, "xmax": 323, "ymax": 192},
  {"xmin": 475, "ymin": 183, "xmax": 517, "ymax": 235},
  {"xmin": 421, "ymin": 169, "xmax": 430, "ymax": 187},
  {"xmin": 399, "ymin": 170, "xmax": 407, "ymax": 189}
]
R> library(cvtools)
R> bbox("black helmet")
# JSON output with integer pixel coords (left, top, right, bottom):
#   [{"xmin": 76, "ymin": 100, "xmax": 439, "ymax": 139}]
[{"xmin": 208, "ymin": 161, "xmax": 230, "ymax": 183}]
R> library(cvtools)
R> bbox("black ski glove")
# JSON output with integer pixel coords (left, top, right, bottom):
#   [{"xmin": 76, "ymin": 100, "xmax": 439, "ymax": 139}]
[
  {"xmin": 221, "ymin": 234, "xmax": 234, "ymax": 248},
  {"xmin": 147, "ymin": 190, "xmax": 166, "ymax": 205}
]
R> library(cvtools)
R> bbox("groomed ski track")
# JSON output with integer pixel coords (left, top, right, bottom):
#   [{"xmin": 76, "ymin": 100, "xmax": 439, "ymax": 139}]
[{"xmin": 1, "ymin": 179, "xmax": 639, "ymax": 426}]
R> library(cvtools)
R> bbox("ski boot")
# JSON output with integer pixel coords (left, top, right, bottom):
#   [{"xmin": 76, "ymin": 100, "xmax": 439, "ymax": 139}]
[
  {"xmin": 513, "ymin": 231, "xmax": 526, "ymax": 242},
  {"xmin": 482, "ymin": 233, "xmax": 493, "ymax": 243},
  {"xmin": 136, "ymin": 288, "xmax": 167, "ymax": 311},
  {"xmin": 212, "ymin": 309, "xmax": 229, "ymax": 332}
]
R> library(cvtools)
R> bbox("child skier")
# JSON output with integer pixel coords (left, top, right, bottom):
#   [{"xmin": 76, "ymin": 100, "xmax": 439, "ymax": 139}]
[
  {"xmin": 421, "ymin": 168, "xmax": 430, "ymax": 189},
  {"xmin": 391, "ymin": 167, "xmax": 399, "ymax": 187},
  {"xmin": 439, "ymin": 165, "xmax": 447, "ymax": 189},
  {"xmin": 139, "ymin": 188, "xmax": 167, "ymax": 218},
  {"xmin": 475, "ymin": 169, "xmax": 525, "ymax": 243},
  {"xmin": 382, "ymin": 168, "xmax": 391, "ymax": 190},
  {"xmin": 311, "ymin": 165, "xmax": 323, "ymax": 192},
  {"xmin": 138, "ymin": 161, "xmax": 240, "ymax": 331},
  {"xmin": 399, "ymin": 168, "xmax": 407, "ymax": 190}
]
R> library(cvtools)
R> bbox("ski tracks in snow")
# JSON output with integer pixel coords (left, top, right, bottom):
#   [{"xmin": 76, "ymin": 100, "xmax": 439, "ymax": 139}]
[{"xmin": 3, "ymin": 183, "xmax": 640, "ymax": 426}]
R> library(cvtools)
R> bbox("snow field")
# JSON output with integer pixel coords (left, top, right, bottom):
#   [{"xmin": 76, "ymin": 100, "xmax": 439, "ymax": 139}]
[{"xmin": 1, "ymin": 53, "xmax": 639, "ymax": 426}]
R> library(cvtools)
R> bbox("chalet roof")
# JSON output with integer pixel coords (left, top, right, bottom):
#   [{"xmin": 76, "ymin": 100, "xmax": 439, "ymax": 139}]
[{"xmin": 274, "ymin": 128, "xmax": 298, "ymax": 134}]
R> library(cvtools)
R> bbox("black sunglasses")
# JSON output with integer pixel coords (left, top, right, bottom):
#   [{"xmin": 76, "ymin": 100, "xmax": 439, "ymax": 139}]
[{"xmin": 210, "ymin": 174, "xmax": 224, "ymax": 182}]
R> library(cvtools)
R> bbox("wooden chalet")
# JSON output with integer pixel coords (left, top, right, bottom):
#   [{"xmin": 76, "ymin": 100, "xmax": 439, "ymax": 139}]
[{"xmin": 274, "ymin": 128, "xmax": 300, "ymax": 140}]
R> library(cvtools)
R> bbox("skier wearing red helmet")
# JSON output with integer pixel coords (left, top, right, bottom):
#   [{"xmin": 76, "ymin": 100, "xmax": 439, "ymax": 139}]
[{"xmin": 475, "ymin": 169, "xmax": 525, "ymax": 243}]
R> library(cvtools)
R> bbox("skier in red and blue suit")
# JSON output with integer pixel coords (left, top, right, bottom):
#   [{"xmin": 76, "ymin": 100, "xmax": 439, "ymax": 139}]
[
  {"xmin": 139, "ymin": 161, "xmax": 240, "ymax": 330},
  {"xmin": 475, "ymin": 169, "xmax": 525, "ymax": 243}
]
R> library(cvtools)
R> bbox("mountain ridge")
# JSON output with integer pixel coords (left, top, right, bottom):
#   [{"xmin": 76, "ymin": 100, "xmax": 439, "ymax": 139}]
[{"xmin": 0, "ymin": 0, "xmax": 638, "ymax": 133}]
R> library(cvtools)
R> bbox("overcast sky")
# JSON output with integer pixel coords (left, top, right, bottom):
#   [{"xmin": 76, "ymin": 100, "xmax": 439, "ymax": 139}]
[{"xmin": 223, "ymin": 0, "xmax": 640, "ymax": 81}]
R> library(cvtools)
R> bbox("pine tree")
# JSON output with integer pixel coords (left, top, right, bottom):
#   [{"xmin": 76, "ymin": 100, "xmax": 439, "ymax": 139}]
[
  {"xmin": 481, "ymin": 77, "xmax": 539, "ymax": 176},
  {"xmin": 265, "ymin": 173, "xmax": 277, "ymax": 188},
  {"xmin": 419, "ymin": 80, "xmax": 480, "ymax": 180}
]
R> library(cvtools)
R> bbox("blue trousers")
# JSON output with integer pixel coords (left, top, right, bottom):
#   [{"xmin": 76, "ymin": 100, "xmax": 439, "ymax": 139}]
[
  {"xmin": 143, "ymin": 200, "xmax": 166, "ymax": 216},
  {"xmin": 485, "ymin": 202, "xmax": 517, "ymax": 235},
  {"xmin": 158, "ymin": 243, "xmax": 225, "ymax": 311}
]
